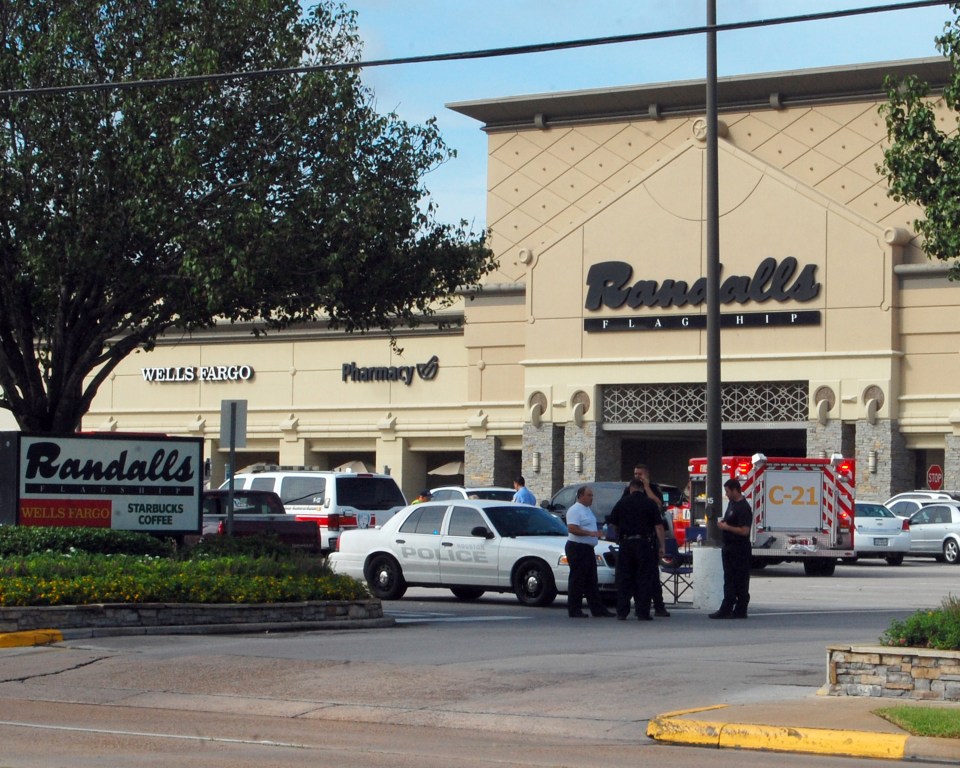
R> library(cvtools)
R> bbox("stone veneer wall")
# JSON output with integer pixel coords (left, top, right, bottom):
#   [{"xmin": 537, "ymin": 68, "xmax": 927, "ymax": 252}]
[
  {"xmin": 0, "ymin": 600, "xmax": 385, "ymax": 633},
  {"xmin": 855, "ymin": 419, "xmax": 913, "ymax": 501},
  {"xmin": 826, "ymin": 644, "xmax": 960, "ymax": 701}
]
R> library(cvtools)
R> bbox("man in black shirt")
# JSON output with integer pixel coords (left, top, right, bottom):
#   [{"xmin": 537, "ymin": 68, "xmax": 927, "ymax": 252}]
[
  {"xmin": 608, "ymin": 479, "xmax": 665, "ymax": 620},
  {"xmin": 709, "ymin": 478, "xmax": 753, "ymax": 619},
  {"xmin": 627, "ymin": 464, "xmax": 672, "ymax": 617}
]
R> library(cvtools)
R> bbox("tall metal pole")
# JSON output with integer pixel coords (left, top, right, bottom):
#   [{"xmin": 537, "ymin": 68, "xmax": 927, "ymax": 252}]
[{"xmin": 705, "ymin": 0, "xmax": 723, "ymax": 542}]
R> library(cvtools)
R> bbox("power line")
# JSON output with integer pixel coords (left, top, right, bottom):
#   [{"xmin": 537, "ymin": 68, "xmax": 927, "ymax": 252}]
[{"xmin": 0, "ymin": 0, "xmax": 950, "ymax": 98}]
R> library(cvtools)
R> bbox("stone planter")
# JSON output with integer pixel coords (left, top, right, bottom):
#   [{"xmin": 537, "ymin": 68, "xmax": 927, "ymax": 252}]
[
  {"xmin": 0, "ymin": 599, "xmax": 390, "ymax": 636},
  {"xmin": 826, "ymin": 644, "xmax": 960, "ymax": 701}
]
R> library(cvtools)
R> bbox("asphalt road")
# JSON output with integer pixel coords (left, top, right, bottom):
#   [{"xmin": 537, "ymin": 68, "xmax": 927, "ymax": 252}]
[{"xmin": 0, "ymin": 557, "xmax": 953, "ymax": 767}]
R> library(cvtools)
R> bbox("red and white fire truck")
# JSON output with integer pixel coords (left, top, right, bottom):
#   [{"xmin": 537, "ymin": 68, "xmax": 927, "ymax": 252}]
[{"xmin": 687, "ymin": 453, "xmax": 855, "ymax": 576}]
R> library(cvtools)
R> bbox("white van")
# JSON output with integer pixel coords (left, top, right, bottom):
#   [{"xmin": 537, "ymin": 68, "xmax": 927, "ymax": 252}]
[{"xmin": 221, "ymin": 465, "xmax": 406, "ymax": 552}]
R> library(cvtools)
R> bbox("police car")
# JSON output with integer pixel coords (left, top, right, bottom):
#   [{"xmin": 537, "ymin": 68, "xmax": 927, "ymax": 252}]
[{"xmin": 329, "ymin": 500, "xmax": 616, "ymax": 606}]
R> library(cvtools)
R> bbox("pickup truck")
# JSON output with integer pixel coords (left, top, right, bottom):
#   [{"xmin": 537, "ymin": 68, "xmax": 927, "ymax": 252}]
[{"xmin": 201, "ymin": 490, "xmax": 320, "ymax": 550}]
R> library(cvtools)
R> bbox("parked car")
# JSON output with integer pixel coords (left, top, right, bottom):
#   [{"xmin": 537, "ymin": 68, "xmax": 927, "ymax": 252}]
[
  {"xmin": 907, "ymin": 501, "xmax": 960, "ymax": 564},
  {"xmin": 221, "ymin": 466, "xmax": 406, "ymax": 551},
  {"xmin": 886, "ymin": 497, "xmax": 934, "ymax": 521},
  {"xmin": 542, "ymin": 481, "xmax": 680, "ymax": 537},
  {"xmin": 429, "ymin": 486, "xmax": 516, "ymax": 502},
  {"xmin": 847, "ymin": 501, "xmax": 910, "ymax": 565},
  {"xmin": 329, "ymin": 500, "xmax": 617, "ymax": 606},
  {"xmin": 885, "ymin": 490, "xmax": 960, "ymax": 506},
  {"xmin": 200, "ymin": 489, "xmax": 320, "ymax": 549}
]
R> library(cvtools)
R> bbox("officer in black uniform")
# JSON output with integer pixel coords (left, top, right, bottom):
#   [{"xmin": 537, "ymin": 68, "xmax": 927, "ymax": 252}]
[
  {"xmin": 709, "ymin": 478, "xmax": 753, "ymax": 619},
  {"xmin": 608, "ymin": 479, "xmax": 666, "ymax": 620},
  {"xmin": 625, "ymin": 464, "xmax": 672, "ymax": 617}
]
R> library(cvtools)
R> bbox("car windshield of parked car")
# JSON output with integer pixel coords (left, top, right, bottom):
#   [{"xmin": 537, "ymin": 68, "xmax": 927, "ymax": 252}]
[
  {"xmin": 472, "ymin": 489, "xmax": 515, "ymax": 501},
  {"xmin": 485, "ymin": 505, "xmax": 568, "ymax": 537},
  {"xmin": 855, "ymin": 503, "xmax": 893, "ymax": 518},
  {"xmin": 335, "ymin": 477, "xmax": 406, "ymax": 510}
]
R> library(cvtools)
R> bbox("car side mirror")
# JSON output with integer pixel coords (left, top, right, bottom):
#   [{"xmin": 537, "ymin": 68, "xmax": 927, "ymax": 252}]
[{"xmin": 471, "ymin": 525, "xmax": 495, "ymax": 539}]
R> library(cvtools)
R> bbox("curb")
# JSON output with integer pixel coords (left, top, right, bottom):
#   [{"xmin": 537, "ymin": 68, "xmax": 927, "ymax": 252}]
[
  {"xmin": 646, "ymin": 705, "xmax": 909, "ymax": 760},
  {"xmin": 0, "ymin": 629, "xmax": 64, "ymax": 648},
  {"xmin": 0, "ymin": 617, "xmax": 395, "ymax": 646}
]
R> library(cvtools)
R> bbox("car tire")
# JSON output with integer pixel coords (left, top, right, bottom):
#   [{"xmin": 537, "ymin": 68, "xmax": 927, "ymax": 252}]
[
  {"xmin": 366, "ymin": 554, "xmax": 408, "ymax": 600},
  {"xmin": 803, "ymin": 558, "xmax": 836, "ymax": 577},
  {"xmin": 841, "ymin": 555, "xmax": 859, "ymax": 564},
  {"xmin": 944, "ymin": 539, "xmax": 960, "ymax": 565},
  {"xmin": 450, "ymin": 586, "xmax": 485, "ymax": 601},
  {"xmin": 512, "ymin": 558, "xmax": 557, "ymax": 607},
  {"xmin": 885, "ymin": 554, "xmax": 905, "ymax": 566}
]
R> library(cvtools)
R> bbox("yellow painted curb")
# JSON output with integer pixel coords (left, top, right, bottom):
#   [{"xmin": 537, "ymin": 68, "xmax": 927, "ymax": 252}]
[
  {"xmin": 648, "ymin": 714, "xmax": 908, "ymax": 760},
  {"xmin": 0, "ymin": 629, "xmax": 63, "ymax": 648}
]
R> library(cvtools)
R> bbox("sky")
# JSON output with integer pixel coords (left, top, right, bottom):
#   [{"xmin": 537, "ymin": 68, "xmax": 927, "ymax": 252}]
[{"xmin": 342, "ymin": 1, "xmax": 953, "ymax": 232}]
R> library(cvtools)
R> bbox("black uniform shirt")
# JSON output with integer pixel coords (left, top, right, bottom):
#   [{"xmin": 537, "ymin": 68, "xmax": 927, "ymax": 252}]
[{"xmin": 608, "ymin": 491, "xmax": 662, "ymax": 539}]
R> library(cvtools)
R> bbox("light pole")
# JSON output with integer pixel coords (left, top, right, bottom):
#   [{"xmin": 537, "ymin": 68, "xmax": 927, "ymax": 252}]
[{"xmin": 705, "ymin": 0, "xmax": 723, "ymax": 543}]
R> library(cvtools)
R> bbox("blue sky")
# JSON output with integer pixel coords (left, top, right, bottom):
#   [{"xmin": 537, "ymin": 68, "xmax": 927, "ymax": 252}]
[{"xmin": 345, "ymin": 1, "xmax": 951, "ymax": 230}]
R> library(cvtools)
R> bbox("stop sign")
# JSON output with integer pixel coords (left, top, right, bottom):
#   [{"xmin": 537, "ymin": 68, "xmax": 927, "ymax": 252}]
[{"xmin": 927, "ymin": 464, "xmax": 944, "ymax": 491}]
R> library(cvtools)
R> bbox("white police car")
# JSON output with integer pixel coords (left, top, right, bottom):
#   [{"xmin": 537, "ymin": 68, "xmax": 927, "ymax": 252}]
[{"xmin": 329, "ymin": 500, "xmax": 616, "ymax": 606}]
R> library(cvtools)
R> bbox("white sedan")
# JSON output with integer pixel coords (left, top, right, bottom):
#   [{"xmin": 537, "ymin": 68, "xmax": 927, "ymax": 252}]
[
  {"xmin": 848, "ymin": 501, "xmax": 911, "ymax": 565},
  {"xmin": 329, "ymin": 500, "xmax": 616, "ymax": 606}
]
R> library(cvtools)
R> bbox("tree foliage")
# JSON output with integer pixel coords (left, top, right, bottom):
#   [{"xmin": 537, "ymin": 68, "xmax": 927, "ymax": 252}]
[
  {"xmin": 0, "ymin": 0, "xmax": 494, "ymax": 432},
  {"xmin": 880, "ymin": 2, "xmax": 960, "ymax": 279}
]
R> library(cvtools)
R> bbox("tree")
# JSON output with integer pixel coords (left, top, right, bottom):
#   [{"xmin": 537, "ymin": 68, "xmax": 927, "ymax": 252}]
[
  {"xmin": 880, "ymin": 2, "xmax": 960, "ymax": 279},
  {"xmin": 0, "ymin": 0, "xmax": 494, "ymax": 432}
]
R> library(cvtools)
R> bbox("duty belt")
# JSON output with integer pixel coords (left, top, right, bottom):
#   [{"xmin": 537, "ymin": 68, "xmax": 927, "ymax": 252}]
[{"xmin": 621, "ymin": 534, "xmax": 651, "ymax": 540}]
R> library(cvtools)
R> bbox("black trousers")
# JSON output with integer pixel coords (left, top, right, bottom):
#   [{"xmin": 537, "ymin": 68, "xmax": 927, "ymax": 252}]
[
  {"xmin": 565, "ymin": 541, "xmax": 605, "ymax": 615},
  {"xmin": 720, "ymin": 545, "xmax": 751, "ymax": 615},
  {"xmin": 616, "ymin": 539, "xmax": 658, "ymax": 617}
]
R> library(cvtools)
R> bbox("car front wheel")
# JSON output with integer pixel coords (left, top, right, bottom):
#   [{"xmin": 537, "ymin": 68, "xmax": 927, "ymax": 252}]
[
  {"xmin": 513, "ymin": 558, "xmax": 557, "ymax": 607},
  {"xmin": 944, "ymin": 539, "xmax": 960, "ymax": 565},
  {"xmin": 366, "ymin": 554, "xmax": 408, "ymax": 600}
]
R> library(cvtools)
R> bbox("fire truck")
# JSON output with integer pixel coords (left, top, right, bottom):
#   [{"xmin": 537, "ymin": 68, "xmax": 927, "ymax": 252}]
[{"xmin": 687, "ymin": 453, "xmax": 855, "ymax": 576}]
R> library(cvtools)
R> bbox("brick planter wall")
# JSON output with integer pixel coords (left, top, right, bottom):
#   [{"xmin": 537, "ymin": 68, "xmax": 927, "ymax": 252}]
[
  {"xmin": 826, "ymin": 644, "xmax": 960, "ymax": 701},
  {"xmin": 0, "ymin": 600, "xmax": 388, "ymax": 635}
]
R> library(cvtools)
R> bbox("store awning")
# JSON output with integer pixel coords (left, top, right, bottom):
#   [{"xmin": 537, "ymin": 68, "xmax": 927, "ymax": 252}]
[
  {"xmin": 333, "ymin": 460, "xmax": 369, "ymax": 473},
  {"xmin": 428, "ymin": 461, "xmax": 464, "ymax": 476}
]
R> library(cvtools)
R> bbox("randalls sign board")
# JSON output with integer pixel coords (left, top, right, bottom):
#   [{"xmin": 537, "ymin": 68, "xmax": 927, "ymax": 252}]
[{"xmin": 0, "ymin": 433, "xmax": 202, "ymax": 535}]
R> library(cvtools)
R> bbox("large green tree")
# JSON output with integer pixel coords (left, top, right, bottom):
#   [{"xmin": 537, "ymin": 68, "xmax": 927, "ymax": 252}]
[
  {"xmin": 0, "ymin": 0, "xmax": 494, "ymax": 432},
  {"xmin": 880, "ymin": 2, "xmax": 960, "ymax": 278}
]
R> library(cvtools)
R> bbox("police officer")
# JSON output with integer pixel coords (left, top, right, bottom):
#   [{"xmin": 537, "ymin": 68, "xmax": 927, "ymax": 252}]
[
  {"xmin": 629, "ymin": 464, "xmax": 672, "ymax": 618},
  {"xmin": 608, "ymin": 478, "xmax": 665, "ymax": 620},
  {"xmin": 709, "ymin": 478, "xmax": 753, "ymax": 619}
]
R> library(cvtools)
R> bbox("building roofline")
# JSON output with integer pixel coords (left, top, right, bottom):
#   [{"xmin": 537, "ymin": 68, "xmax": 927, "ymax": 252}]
[{"xmin": 447, "ymin": 57, "xmax": 952, "ymax": 132}]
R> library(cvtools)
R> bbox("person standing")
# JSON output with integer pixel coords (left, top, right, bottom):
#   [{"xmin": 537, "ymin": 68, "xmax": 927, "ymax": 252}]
[
  {"xmin": 630, "ymin": 464, "xmax": 672, "ymax": 618},
  {"xmin": 512, "ymin": 475, "xmax": 536, "ymax": 505},
  {"xmin": 565, "ymin": 486, "xmax": 614, "ymax": 618},
  {"xmin": 412, "ymin": 490, "xmax": 432, "ymax": 504},
  {"xmin": 608, "ymin": 479, "xmax": 665, "ymax": 620},
  {"xmin": 710, "ymin": 478, "xmax": 753, "ymax": 619}
]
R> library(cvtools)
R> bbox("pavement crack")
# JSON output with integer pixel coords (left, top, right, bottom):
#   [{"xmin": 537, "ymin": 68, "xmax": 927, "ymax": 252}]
[{"xmin": 3, "ymin": 655, "xmax": 109, "ymax": 684}]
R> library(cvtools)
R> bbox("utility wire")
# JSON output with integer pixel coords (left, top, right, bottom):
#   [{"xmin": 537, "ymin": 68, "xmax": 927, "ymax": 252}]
[{"xmin": 0, "ymin": 0, "xmax": 951, "ymax": 98}]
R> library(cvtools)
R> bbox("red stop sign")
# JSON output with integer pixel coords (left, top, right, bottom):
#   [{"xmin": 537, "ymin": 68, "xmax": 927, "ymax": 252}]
[{"xmin": 927, "ymin": 464, "xmax": 944, "ymax": 491}]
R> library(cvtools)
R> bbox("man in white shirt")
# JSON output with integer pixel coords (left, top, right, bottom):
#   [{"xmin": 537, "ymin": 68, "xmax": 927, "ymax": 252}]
[{"xmin": 564, "ymin": 486, "xmax": 614, "ymax": 618}]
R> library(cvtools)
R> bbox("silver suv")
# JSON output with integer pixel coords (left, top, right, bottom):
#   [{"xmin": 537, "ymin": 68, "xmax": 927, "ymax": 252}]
[{"xmin": 221, "ymin": 466, "xmax": 406, "ymax": 551}]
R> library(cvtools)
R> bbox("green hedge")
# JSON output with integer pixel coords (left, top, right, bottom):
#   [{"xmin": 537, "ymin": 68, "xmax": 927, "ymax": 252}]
[{"xmin": 0, "ymin": 527, "xmax": 369, "ymax": 606}]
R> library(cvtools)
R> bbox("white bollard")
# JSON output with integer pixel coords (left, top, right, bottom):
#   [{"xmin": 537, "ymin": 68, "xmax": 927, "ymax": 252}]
[{"xmin": 692, "ymin": 546, "xmax": 724, "ymax": 610}]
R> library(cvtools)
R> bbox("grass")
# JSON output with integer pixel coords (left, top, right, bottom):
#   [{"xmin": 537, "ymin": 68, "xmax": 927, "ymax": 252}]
[{"xmin": 875, "ymin": 705, "xmax": 960, "ymax": 738}]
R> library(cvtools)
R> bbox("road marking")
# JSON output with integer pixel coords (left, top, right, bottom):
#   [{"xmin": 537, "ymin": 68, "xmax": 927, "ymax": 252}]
[
  {"xmin": 387, "ymin": 611, "xmax": 531, "ymax": 624},
  {"xmin": 0, "ymin": 720, "xmax": 310, "ymax": 749}
]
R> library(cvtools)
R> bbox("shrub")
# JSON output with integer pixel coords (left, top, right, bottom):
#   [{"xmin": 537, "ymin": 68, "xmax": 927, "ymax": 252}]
[
  {"xmin": 0, "ymin": 526, "xmax": 173, "ymax": 557},
  {"xmin": 880, "ymin": 594, "xmax": 960, "ymax": 650}
]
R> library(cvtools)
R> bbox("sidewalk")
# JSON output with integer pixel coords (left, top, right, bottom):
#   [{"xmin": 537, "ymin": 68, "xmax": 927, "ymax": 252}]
[{"xmin": 648, "ymin": 694, "xmax": 960, "ymax": 761}]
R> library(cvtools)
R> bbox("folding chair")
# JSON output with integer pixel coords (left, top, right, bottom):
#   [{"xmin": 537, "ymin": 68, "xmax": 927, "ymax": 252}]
[{"xmin": 660, "ymin": 537, "xmax": 694, "ymax": 604}]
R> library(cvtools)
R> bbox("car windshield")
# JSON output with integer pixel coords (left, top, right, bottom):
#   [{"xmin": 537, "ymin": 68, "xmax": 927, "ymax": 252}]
[
  {"xmin": 471, "ymin": 489, "xmax": 515, "ymax": 501},
  {"xmin": 335, "ymin": 477, "xmax": 406, "ymax": 510},
  {"xmin": 855, "ymin": 503, "xmax": 893, "ymax": 518},
  {"xmin": 485, "ymin": 505, "xmax": 568, "ymax": 537}
]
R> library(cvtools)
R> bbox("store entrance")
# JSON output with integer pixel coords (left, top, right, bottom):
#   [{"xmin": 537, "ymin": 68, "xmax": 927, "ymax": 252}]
[{"xmin": 619, "ymin": 428, "xmax": 807, "ymax": 489}]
